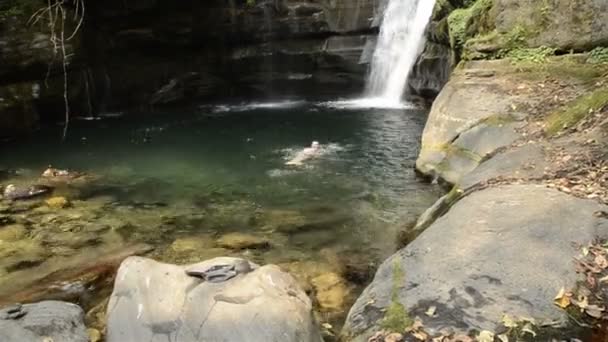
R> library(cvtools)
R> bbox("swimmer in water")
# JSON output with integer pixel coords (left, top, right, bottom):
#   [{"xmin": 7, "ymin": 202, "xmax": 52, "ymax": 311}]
[{"xmin": 286, "ymin": 141, "xmax": 321, "ymax": 166}]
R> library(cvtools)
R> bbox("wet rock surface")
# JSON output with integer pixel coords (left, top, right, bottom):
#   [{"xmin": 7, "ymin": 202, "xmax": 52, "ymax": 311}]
[
  {"xmin": 107, "ymin": 256, "xmax": 323, "ymax": 342},
  {"xmin": 343, "ymin": 185, "xmax": 608, "ymax": 340},
  {"xmin": 0, "ymin": 301, "xmax": 88, "ymax": 342}
]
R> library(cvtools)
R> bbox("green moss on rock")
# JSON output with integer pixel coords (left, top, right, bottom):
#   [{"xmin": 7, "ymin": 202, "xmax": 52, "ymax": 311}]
[
  {"xmin": 448, "ymin": 0, "xmax": 495, "ymax": 52},
  {"xmin": 545, "ymin": 87, "xmax": 608, "ymax": 136},
  {"xmin": 380, "ymin": 261, "xmax": 412, "ymax": 332}
]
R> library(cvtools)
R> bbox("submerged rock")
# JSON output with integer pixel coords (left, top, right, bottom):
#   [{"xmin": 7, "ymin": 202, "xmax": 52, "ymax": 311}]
[
  {"xmin": 311, "ymin": 272, "xmax": 351, "ymax": 313},
  {"xmin": 0, "ymin": 243, "xmax": 153, "ymax": 306},
  {"xmin": 0, "ymin": 224, "xmax": 27, "ymax": 242},
  {"xmin": 343, "ymin": 185, "xmax": 608, "ymax": 340},
  {"xmin": 0, "ymin": 301, "xmax": 88, "ymax": 342},
  {"xmin": 2, "ymin": 184, "xmax": 52, "ymax": 201},
  {"xmin": 45, "ymin": 196, "xmax": 71, "ymax": 209},
  {"xmin": 216, "ymin": 232, "xmax": 271, "ymax": 250},
  {"xmin": 106, "ymin": 256, "xmax": 323, "ymax": 342}
]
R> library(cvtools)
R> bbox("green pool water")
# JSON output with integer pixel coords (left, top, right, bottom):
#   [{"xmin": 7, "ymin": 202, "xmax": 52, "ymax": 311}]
[{"xmin": 0, "ymin": 101, "xmax": 442, "ymax": 328}]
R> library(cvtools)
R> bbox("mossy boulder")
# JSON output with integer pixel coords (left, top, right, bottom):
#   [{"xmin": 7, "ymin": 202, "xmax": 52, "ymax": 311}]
[
  {"xmin": 342, "ymin": 185, "xmax": 608, "ymax": 339},
  {"xmin": 494, "ymin": 0, "xmax": 608, "ymax": 51}
]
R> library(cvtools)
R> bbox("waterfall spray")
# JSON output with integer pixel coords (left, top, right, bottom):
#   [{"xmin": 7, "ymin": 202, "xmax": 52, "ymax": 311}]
[{"xmin": 365, "ymin": 0, "xmax": 437, "ymax": 106}]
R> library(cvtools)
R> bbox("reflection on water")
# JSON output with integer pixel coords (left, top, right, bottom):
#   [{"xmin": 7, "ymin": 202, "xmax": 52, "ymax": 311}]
[{"xmin": 0, "ymin": 102, "xmax": 441, "ymax": 328}]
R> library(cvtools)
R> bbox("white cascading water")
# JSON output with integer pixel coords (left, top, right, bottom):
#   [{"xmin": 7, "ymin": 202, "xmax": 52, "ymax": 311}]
[{"xmin": 365, "ymin": 0, "xmax": 437, "ymax": 107}]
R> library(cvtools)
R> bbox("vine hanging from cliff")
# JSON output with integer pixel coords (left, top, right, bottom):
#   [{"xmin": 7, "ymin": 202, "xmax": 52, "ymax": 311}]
[{"xmin": 28, "ymin": 0, "xmax": 85, "ymax": 141}]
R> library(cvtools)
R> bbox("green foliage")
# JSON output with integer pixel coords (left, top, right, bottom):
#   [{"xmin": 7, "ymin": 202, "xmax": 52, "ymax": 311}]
[
  {"xmin": 246, "ymin": 0, "xmax": 256, "ymax": 7},
  {"xmin": 448, "ymin": 8, "xmax": 469, "ymax": 48},
  {"xmin": 587, "ymin": 47, "xmax": 608, "ymax": 64},
  {"xmin": 381, "ymin": 261, "xmax": 413, "ymax": 331},
  {"xmin": 501, "ymin": 25, "xmax": 531, "ymax": 51},
  {"xmin": 463, "ymin": 25, "xmax": 557, "ymax": 62},
  {"xmin": 545, "ymin": 88, "xmax": 608, "ymax": 135},
  {"xmin": 447, "ymin": 0, "xmax": 495, "ymax": 51},
  {"xmin": 504, "ymin": 46, "xmax": 557, "ymax": 64}
]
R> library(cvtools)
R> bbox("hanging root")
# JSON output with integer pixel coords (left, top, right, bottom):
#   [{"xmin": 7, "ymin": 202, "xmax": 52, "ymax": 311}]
[{"xmin": 28, "ymin": 0, "xmax": 85, "ymax": 141}]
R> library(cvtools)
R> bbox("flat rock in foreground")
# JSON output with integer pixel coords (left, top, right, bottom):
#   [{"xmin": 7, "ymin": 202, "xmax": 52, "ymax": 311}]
[
  {"xmin": 107, "ymin": 256, "xmax": 322, "ymax": 342},
  {"xmin": 0, "ymin": 301, "xmax": 88, "ymax": 342},
  {"xmin": 343, "ymin": 185, "xmax": 608, "ymax": 340}
]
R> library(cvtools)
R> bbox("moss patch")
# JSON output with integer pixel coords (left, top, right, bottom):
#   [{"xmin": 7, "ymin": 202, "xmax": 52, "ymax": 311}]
[
  {"xmin": 381, "ymin": 260, "xmax": 412, "ymax": 331},
  {"xmin": 545, "ymin": 88, "xmax": 608, "ymax": 136},
  {"xmin": 511, "ymin": 55, "xmax": 608, "ymax": 84},
  {"xmin": 447, "ymin": 0, "xmax": 495, "ymax": 52},
  {"xmin": 587, "ymin": 47, "xmax": 608, "ymax": 64},
  {"xmin": 463, "ymin": 25, "xmax": 549, "ymax": 61}
]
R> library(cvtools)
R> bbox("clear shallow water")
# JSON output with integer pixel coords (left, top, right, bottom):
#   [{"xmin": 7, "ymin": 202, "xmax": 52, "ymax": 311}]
[{"xmin": 0, "ymin": 102, "xmax": 441, "ymax": 325}]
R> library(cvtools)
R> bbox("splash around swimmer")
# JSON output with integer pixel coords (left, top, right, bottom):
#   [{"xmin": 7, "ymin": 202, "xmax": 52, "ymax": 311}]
[{"xmin": 285, "ymin": 141, "xmax": 322, "ymax": 166}]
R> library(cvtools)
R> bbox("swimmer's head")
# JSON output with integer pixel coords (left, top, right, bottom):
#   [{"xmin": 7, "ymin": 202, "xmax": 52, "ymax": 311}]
[{"xmin": 311, "ymin": 141, "xmax": 320, "ymax": 148}]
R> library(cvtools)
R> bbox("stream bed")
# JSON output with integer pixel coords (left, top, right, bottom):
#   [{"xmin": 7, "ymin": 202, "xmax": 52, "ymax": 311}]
[{"xmin": 0, "ymin": 101, "xmax": 442, "ymax": 330}]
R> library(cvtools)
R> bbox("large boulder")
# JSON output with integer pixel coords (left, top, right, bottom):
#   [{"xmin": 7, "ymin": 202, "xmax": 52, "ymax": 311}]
[
  {"xmin": 342, "ymin": 184, "xmax": 608, "ymax": 340},
  {"xmin": 107, "ymin": 256, "xmax": 322, "ymax": 342},
  {"xmin": 494, "ymin": 0, "xmax": 608, "ymax": 51},
  {"xmin": 0, "ymin": 301, "xmax": 88, "ymax": 342},
  {"xmin": 416, "ymin": 60, "xmax": 528, "ymax": 183}
]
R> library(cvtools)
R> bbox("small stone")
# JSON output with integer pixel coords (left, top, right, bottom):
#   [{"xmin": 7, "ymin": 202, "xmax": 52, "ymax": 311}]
[
  {"xmin": 170, "ymin": 235, "xmax": 215, "ymax": 253},
  {"xmin": 45, "ymin": 197, "xmax": 70, "ymax": 209},
  {"xmin": 216, "ymin": 232, "xmax": 270, "ymax": 250}
]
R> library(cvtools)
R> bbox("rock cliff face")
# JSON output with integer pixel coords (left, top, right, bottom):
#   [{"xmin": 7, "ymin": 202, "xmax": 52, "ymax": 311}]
[
  {"xmin": 494, "ymin": 0, "xmax": 608, "ymax": 51},
  {"xmin": 0, "ymin": 0, "xmax": 382, "ymax": 137}
]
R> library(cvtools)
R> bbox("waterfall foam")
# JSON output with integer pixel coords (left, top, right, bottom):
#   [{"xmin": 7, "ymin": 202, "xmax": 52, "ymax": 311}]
[{"xmin": 364, "ymin": 0, "xmax": 437, "ymax": 107}]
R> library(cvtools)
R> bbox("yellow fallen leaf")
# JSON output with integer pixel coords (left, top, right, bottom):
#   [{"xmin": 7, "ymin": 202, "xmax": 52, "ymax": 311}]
[
  {"xmin": 553, "ymin": 287, "xmax": 571, "ymax": 309},
  {"xmin": 411, "ymin": 318, "xmax": 424, "ymax": 331},
  {"xmin": 412, "ymin": 331, "xmax": 428, "ymax": 341},
  {"xmin": 425, "ymin": 306, "xmax": 437, "ymax": 317},
  {"xmin": 501, "ymin": 314, "xmax": 518, "ymax": 328},
  {"xmin": 478, "ymin": 330, "xmax": 494, "ymax": 342}
]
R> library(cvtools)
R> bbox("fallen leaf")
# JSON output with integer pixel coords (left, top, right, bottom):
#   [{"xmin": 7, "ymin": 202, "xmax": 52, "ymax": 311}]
[
  {"xmin": 411, "ymin": 318, "xmax": 424, "ymax": 331},
  {"xmin": 497, "ymin": 334, "xmax": 509, "ymax": 342},
  {"xmin": 598, "ymin": 274, "xmax": 608, "ymax": 283},
  {"xmin": 585, "ymin": 304, "xmax": 605, "ymax": 319},
  {"xmin": 501, "ymin": 314, "xmax": 518, "ymax": 328},
  {"xmin": 412, "ymin": 331, "xmax": 428, "ymax": 341},
  {"xmin": 575, "ymin": 294, "xmax": 590, "ymax": 311},
  {"xmin": 425, "ymin": 306, "xmax": 437, "ymax": 317},
  {"xmin": 384, "ymin": 332, "xmax": 404, "ymax": 342},
  {"xmin": 583, "ymin": 247, "xmax": 590, "ymax": 257},
  {"xmin": 521, "ymin": 323, "xmax": 536, "ymax": 337},
  {"xmin": 452, "ymin": 335, "xmax": 474, "ymax": 342},
  {"xmin": 477, "ymin": 330, "xmax": 494, "ymax": 342},
  {"xmin": 596, "ymin": 254, "xmax": 608, "ymax": 269},
  {"xmin": 553, "ymin": 287, "xmax": 571, "ymax": 309}
]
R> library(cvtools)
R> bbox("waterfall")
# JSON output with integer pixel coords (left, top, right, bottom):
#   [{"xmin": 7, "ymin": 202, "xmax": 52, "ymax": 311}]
[{"xmin": 365, "ymin": 0, "xmax": 436, "ymax": 106}]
